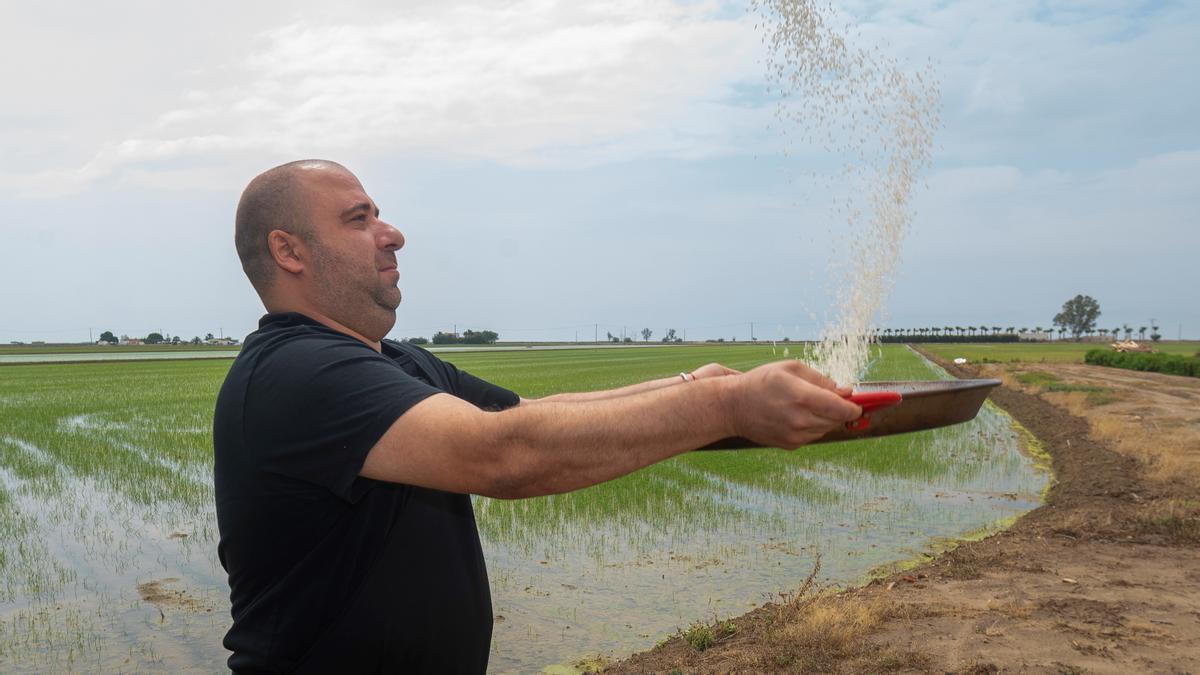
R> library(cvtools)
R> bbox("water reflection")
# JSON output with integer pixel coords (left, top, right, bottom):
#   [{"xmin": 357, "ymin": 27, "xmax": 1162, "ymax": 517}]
[{"xmin": 478, "ymin": 401, "xmax": 1046, "ymax": 672}]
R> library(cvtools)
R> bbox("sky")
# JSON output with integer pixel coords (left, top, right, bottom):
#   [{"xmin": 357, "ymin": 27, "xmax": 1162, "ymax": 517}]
[{"xmin": 2, "ymin": 0, "xmax": 1197, "ymax": 343}]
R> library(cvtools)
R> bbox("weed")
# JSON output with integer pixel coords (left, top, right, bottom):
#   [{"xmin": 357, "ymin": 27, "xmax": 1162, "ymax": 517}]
[{"xmin": 682, "ymin": 623, "xmax": 714, "ymax": 652}]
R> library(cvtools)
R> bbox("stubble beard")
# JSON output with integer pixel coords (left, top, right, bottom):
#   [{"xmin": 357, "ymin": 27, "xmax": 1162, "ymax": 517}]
[{"xmin": 311, "ymin": 249, "xmax": 401, "ymax": 342}]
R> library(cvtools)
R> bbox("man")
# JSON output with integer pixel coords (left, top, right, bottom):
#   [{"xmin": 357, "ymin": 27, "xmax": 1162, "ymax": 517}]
[{"xmin": 213, "ymin": 159, "xmax": 860, "ymax": 673}]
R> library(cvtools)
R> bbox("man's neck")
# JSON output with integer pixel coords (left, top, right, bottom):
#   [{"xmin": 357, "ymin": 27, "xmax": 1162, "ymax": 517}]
[{"xmin": 267, "ymin": 303, "xmax": 383, "ymax": 352}]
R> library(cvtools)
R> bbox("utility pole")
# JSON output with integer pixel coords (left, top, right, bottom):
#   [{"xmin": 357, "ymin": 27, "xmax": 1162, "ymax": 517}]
[
  {"xmin": 594, "ymin": 323, "xmax": 598, "ymax": 343},
  {"xmin": 88, "ymin": 327, "xmax": 93, "ymax": 343},
  {"xmin": 750, "ymin": 322, "xmax": 755, "ymax": 341}
]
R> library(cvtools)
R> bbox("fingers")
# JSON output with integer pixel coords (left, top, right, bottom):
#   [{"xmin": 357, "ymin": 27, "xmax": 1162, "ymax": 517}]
[
  {"xmin": 778, "ymin": 359, "xmax": 841, "ymax": 391},
  {"xmin": 803, "ymin": 386, "xmax": 862, "ymax": 422}
]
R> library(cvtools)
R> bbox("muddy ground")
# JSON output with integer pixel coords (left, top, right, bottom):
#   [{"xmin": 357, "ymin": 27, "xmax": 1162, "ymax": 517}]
[{"xmin": 609, "ymin": 352, "xmax": 1200, "ymax": 674}]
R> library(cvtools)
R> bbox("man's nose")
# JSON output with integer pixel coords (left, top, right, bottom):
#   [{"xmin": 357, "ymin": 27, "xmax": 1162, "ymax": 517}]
[{"xmin": 378, "ymin": 220, "xmax": 405, "ymax": 250}]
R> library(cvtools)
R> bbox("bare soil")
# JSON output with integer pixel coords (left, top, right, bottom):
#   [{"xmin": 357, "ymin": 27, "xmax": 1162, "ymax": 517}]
[
  {"xmin": 608, "ymin": 353, "xmax": 1200, "ymax": 674},
  {"xmin": 136, "ymin": 577, "xmax": 213, "ymax": 614}
]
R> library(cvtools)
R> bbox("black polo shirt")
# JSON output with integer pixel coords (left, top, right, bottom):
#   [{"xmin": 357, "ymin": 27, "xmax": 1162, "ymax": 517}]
[{"xmin": 213, "ymin": 312, "xmax": 518, "ymax": 673}]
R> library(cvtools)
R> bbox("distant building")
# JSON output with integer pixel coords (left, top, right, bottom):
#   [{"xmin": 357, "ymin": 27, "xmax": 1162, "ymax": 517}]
[{"xmin": 205, "ymin": 337, "xmax": 239, "ymax": 346}]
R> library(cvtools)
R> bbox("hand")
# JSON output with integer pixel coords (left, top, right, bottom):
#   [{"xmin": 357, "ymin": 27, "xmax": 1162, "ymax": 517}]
[
  {"xmin": 690, "ymin": 362, "xmax": 741, "ymax": 380},
  {"xmin": 725, "ymin": 360, "xmax": 861, "ymax": 449}
]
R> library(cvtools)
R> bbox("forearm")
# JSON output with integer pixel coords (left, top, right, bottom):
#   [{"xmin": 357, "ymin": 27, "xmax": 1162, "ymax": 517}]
[
  {"xmin": 483, "ymin": 378, "xmax": 734, "ymax": 498},
  {"xmin": 535, "ymin": 375, "xmax": 684, "ymax": 403}
]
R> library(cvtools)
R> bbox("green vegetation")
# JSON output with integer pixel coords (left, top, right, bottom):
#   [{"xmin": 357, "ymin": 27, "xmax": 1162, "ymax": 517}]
[
  {"xmin": 0, "ymin": 343, "xmax": 238, "ymax": 355},
  {"xmin": 0, "ymin": 343, "xmax": 1048, "ymax": 672},
  {"xmin": 1053, "ymin": 294, "xmax": 1102, "ymax": 340},
  {"xmin": 1085, "ymin": 349, "xmax": 1200, "ymax": 378},
  {"xmin": 1014, "ymin": 371, "xmax": 1115, "ymax": 405},
  {"xmin": 921, "ymin": 341, "xmax": 1200, "ymax": 364},
  {"xmin": 431, "ymin": 329, "xmax": 499, "ymax": 344}
]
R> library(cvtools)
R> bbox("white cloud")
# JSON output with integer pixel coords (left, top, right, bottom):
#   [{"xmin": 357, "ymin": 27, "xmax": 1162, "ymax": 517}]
[{"xmin": 1, "ymin": 0, "xmax": 765, "ymax": 196}]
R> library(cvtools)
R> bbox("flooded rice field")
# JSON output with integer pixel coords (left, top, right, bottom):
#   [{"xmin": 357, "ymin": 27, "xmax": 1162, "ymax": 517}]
[{"xmin": 0, "ymin": 345, "xmax": 1048, "ymax": 673}]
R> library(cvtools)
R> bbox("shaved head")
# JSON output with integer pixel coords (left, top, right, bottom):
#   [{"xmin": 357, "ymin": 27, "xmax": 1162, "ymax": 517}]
[{"xmin": 234, "ymin": 159, "xmax": 348, "ymax": 292}]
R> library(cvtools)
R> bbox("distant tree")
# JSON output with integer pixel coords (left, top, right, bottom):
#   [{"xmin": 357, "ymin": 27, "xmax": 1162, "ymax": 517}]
[
  {"xmin": 1099, "ymin": 328, "xmax": 1109, "ymax": 339},
  {"xmin": 1151, "ymin": 324, "xmax": 1162, "ymax": 343},
  {"xmin": 145, "ymin": 332, "xmax": 164, "ymax": 344},
  {"xmin": 1053, "ymin": 295, "xmax": 1101, "ymax": 341},
  {"xmin": 431, "ymin": 331, "xmax": 458, "ymax": 345},
  {"xmin": 171, "ymin": 335, "xmax": 181, "ymax": 344},
  {"xmin": 461, "ymin": 330, "xmax": 499, "ymax": 344},
  {"xmin": 404, "ymin": 336, "xmax": 429, "ymax": 345},
  {"xmin": 611, "ymin": 336, "xmax": 620, "ymax": 343},
  {"xmin": 623, "ymin": 336, "xmax": 633, "ymax": 343},
  {"xmin": 190, "ymin": 336, "xmax": 202, "ymax": 345},
  {"xmin": 640, "ymin": 328, "xmax": 652, "ymax": 342},
  {"xmin": 1123, "ymin": 324, "xmax": 1133, "ymax": 340},
  {"xmin": 205, "ymin": 332, "xmax": 215, "ymax": 341},
  {"xmin": 662, "ymin": 328, "xmax": 677, "ymax": 342},
  {"xmin": 1138, "ymin": 326, "xmax": 1147, "ymax": 341},
  {"xmin": 98, "ymin": 330, "xmax": 117, "ymax": 344}
]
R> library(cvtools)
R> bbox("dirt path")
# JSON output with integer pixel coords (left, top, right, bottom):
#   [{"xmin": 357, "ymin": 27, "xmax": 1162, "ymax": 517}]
[{"xmin": 609, "ymin": 354, "xmax": 1200, "ymax": 674}]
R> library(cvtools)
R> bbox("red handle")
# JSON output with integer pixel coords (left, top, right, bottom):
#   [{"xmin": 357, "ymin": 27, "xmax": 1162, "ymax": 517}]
[{"xmin": 843, "ymin": 391, "xmax": 902, "ymax": 430}]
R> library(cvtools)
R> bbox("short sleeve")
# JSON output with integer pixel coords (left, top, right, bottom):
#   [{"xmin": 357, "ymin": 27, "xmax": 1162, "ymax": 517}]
[
  {"xmin": 397, "ymin": 344, "xmax": 519, "ymax": 411},
  {"xmin": 243, "ymin": 335, "xmax": 442, "ymax": 502},
  {"xmin": 446, "ymin": 365, "xmax": 520, "ymax": 411}
]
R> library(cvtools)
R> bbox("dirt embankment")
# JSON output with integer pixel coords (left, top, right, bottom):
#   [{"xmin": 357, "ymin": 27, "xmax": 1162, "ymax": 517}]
[{"xmin": 609, "ymin": 352, "xmax": 1200, "ymax": 674}]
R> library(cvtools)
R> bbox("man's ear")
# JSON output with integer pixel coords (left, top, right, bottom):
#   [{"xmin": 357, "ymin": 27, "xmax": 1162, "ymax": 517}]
[{"xmin": 267, "ymin": 230, "xmax": 306, "ymax": 275}]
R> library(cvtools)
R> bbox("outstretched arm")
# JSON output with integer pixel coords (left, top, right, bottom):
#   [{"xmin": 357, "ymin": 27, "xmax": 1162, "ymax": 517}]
[
  {"xmin": 524, "ymin": 363, "xmax": 740, "ymax": 404},
  {"xmin": 360, "ymin": 360, "xmax": 859, "ymax": 499}
]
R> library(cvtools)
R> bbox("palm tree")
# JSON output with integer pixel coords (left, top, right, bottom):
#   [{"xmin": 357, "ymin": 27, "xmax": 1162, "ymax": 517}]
[
  {"xmin": 1139, "ymin": 326, "xmax": 1147, "ymax": 341},
  {"xmin": 1123, "ymin": 324, "xmax": 1133, "ymax": 340},
  {"xmin": 1099, "ymin": 328, "xmax": 1109, "ymax": 339}
]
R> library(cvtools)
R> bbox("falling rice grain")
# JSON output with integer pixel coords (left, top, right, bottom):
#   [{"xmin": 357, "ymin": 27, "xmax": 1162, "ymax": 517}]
[{"xmin": 752, "ymin": 0, "xmax": 941, "ymax": 384}]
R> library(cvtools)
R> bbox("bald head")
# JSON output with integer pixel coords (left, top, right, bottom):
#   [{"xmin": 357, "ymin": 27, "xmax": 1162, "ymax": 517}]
[{"xmin": 234, "ymin": 159, "xmax": 348, "ymax": 293}]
